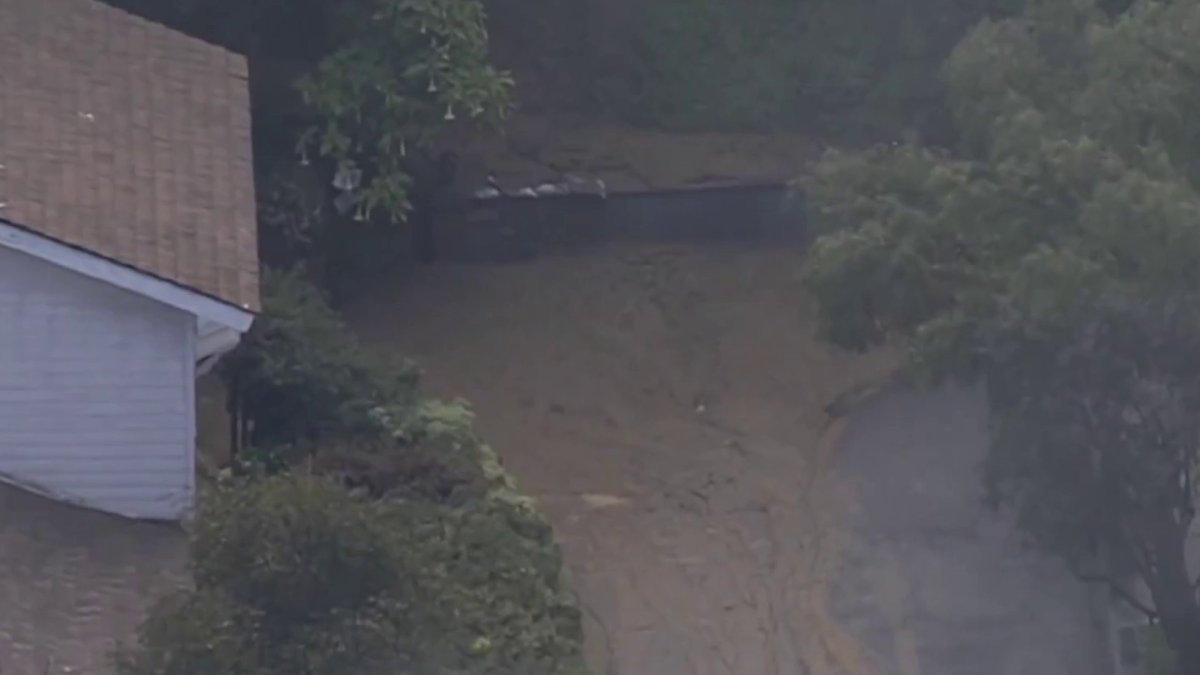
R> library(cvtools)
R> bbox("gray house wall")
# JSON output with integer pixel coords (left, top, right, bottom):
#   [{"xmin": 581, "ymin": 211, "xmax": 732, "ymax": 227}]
[{"xmin": 0, "ymin": 245, "xmax": 195, "ymax": 520}]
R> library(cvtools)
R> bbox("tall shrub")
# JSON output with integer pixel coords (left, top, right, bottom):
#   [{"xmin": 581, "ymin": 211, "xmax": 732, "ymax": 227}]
[
  {"xmin": 197, "ymin": 269, "xmax": 588, "ymax": 674},
  {"xmin": 114, "ymin": 475, "xmax": 417, "ymax": 675},
  {"xmin": 218, "ymin": 268, "xmax": 419, "ymax": 450}
]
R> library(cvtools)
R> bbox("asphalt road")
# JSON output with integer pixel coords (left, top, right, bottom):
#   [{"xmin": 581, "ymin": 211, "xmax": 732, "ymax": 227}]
[{"xmin": 828, "ymin": 385, "xmax": 1115, "ymax": 675}]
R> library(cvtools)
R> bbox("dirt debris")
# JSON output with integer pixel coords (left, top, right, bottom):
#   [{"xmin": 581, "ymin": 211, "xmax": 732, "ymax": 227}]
[{"xmin": 346, "ymin": 243, "xmax": 896, "ymax": 675}]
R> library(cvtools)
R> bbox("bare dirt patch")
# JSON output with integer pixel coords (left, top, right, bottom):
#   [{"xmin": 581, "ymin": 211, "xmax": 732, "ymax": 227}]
[{"xmin": 346, "ymin": 243, "xmax": 895, "ymax": 674}]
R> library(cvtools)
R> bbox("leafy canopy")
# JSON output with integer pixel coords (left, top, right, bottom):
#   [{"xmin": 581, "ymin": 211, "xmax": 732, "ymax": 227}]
[
  {"xmin": 298, "ymin": 0, "xmax": 513, "ymax": 222},
  {"xmin": 602, "ymin": 0, "xmax": 1020, "ymax": 136},
  {"xmin": 803, "ymin": 0, "xmax": 1200, "ymax": 667},
  {"xmin": 114, "ymin": 474, "xmax": 416, "ymax": 675},
  {"xmin": 116, "ymin": 469, "xmax": 582, "ymax": 675},
  {"xmin": 218, "ymin": 269, "xmax": 420, "ymax": 449}
]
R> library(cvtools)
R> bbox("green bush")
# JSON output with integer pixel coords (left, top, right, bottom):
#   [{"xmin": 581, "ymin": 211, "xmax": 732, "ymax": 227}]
[
  {"xmin": 219, "ymin": 268, "xmax": 420, "ymax": 450},
  {"xmin": 114, "ymin": 475, "xmax": 416, "ymax": 675},
  {"xmin": 118, "ymin": 457, "xmax": 584, "ymax": 674},
  {"xmin": 314, "ymin": 396, "xmax": 584, "ymax": 673},
  {"xmin": 180, "ymin": 270, "xmax": 587, "ymax": 675}
]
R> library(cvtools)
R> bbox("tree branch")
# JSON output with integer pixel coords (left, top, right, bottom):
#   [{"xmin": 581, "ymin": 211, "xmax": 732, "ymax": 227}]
[
  {"xmin": 1082, "ymin": 572, "xmax": 1159, "ymax": 621},
  {"xmin": 1138, "ymin": 39, "xmax": 1200, "ymax": 81},
  {"xmin": 1067, "ymin": 558, "xmax": 1159, "ymax": 621}
]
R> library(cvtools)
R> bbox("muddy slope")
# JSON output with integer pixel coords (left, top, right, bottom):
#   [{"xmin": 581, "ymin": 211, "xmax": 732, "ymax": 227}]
[
  {"xmin": 347, "ymin": 241, "xmax": 1116, "ymax": 675},
  {"xmin": 346, "ymin": 243, "xmax": 896, "ymax": 674}
]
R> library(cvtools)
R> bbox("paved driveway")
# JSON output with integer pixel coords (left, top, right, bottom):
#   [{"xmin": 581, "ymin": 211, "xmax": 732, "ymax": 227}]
[{"xmin": 829, "ymin": 386, "xmax": 1114, "ymax": 675}]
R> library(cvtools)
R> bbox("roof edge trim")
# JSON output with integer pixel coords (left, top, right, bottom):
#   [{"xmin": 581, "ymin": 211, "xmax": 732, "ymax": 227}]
[{"xmin": 0, "ymin": 219, "xmax": 254, "ymax": 333}]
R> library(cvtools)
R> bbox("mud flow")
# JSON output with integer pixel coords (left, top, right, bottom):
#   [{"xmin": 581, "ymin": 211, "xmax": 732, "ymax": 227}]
[{"xmin": 347, "ymin": 243, "xmax": 1111, "ymax": 675}]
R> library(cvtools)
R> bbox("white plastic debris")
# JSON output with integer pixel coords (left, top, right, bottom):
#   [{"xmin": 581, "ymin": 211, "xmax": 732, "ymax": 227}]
[
  {"xmin": 534, "ymin": 182, "xmax": 568, "ymax": 196},
  {"xmin": 331, "ymin": 165, "xmax": 362, "ymax": 191}
]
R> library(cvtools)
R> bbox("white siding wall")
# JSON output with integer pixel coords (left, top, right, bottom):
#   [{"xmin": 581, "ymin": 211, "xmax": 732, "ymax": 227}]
[{"xmin": 0, "ymin": 246, "xmax": 195, "ymax": 520}]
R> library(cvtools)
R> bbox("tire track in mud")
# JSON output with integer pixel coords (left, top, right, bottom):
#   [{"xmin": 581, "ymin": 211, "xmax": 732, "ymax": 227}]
[{"xmin": 347, "ymin": 244, "xmax": 897, "ymax": 675}]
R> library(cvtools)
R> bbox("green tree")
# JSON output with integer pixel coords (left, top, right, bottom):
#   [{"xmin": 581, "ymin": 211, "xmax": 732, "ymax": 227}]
[
  {"xmin": 110, "ymin": 0, "xmax": 512, "ymax": 251},
  {"xmin": 802, "ymin": 0, "xmax": 1200, "ymax": 670},
  {"xmin": 598, "ymin": 0, "xmax": 1020, "ymax": 137},
  {"xmin": 296, "ymin": 0, "xmax": 513, "ymax": 222}
]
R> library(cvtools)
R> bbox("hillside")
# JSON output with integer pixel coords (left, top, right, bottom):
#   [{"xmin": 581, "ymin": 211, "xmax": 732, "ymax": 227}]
[{"xmin": 346, "ymin": 242, "xmax": 896, "ymax": 674}]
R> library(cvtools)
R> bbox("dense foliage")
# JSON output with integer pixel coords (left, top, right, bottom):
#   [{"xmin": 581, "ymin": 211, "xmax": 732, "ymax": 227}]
[
  {"xmin": 114, "ymin": 475, "xmax": 415, "ymax": 675},
  {"xmin": 595, "ymin": 0, "xmax": 1022, "ymax": 137},
  {"xmin": 121, "ymin": 272, "xmax": 586, "ymax": 675},
  {"xmin": 296, "ymin": 0, "xmax": 512, "ymax": 222},
  {"xmin": 117, "ymin": 456, "xmax": 583, "ymax": 675},
  {"xmin": 802, "ymin": 0, "xmax": 1200, "ymax": 670},
  {"xmin": 120, "ymin": 0, "xmax": 1029, "ymax": 140},
  {"xmin": 218, "ymin": 269, "xmax": 420, "ymax": 449},
  {"xmin": 112, "ymin": 0, "xmax": 509, "ymax": 283}
]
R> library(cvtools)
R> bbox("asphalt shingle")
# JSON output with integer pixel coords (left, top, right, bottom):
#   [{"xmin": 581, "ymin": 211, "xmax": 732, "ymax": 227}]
[{"xmin": 0, "ymin": 0, "xmax": 259, "ymax": 311}]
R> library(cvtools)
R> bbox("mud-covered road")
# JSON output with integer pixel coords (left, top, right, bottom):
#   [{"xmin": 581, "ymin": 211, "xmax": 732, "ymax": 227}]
[{"xmin": 347, "ymin": 243, "xmax": 1113, "ymax": 675}]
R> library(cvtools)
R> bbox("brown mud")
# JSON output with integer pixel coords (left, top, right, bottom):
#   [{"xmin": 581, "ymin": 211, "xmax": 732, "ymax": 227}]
[{"xmin": 346, "ymin": 243, "xmax": 897, "ymax": 674}]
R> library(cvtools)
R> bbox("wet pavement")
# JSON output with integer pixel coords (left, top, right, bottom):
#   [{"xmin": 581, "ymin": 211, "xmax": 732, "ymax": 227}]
[{"xmin": 829, "ymin": 386, "xmax": 1113, "ymax": 675}]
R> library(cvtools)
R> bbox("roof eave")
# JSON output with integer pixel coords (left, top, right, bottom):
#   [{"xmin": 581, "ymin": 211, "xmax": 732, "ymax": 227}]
[{"xmin": 0, "ymin": 218, "xmax": 256, "ymax": 333}]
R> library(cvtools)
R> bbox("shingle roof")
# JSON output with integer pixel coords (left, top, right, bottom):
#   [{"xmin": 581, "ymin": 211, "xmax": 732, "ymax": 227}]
[{"xmin": 0, "ymin": 0, "xmax": 259, "ymax": 311}]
